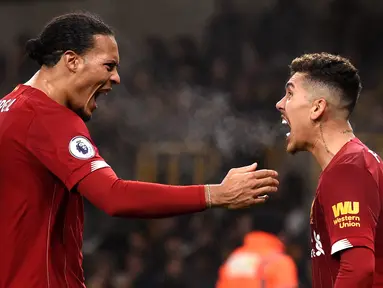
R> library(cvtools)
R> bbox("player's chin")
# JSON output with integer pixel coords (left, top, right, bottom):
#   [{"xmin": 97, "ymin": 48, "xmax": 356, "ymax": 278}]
[
  {"xmin": 74, "ymin": 107, "xmax": 92, "ymax": 122},
  {"xmin": 82, "ymin": 111, "xmax": 92, "ymax": 122},
  {"xmin": 286, "ymin": 140, "xmax": 305, "ymax": 155},
  {"xmin": 286, "ymin": 145, "xmax": 296, "ymax": 154},
  {"xmin": 83, "ymin": 103, "xmax": 97, "ymax": 121},
  {"xmin": 286, "ymin": 139, "xmax": 298, "ymax": 155}
]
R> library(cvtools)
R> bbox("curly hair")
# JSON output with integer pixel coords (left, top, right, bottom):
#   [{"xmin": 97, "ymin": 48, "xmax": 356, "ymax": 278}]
[{"xmin": 290, "ymin": 52, "xmax": 362, "ymax": 117}]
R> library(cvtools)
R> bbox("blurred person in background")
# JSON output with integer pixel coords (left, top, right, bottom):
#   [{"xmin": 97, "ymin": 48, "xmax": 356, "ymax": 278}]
[
  {"xmin": 0, "ymin": 11, "xmax": 280, "ymax": 288},
  {"xmin": 216, "ymin": 209, "xmax": 298, "ymax": 288}
]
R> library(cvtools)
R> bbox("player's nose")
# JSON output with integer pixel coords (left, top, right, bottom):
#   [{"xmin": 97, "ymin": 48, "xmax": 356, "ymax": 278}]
[
  {"xmin": 276, "ymin": 97, "xmax": 285, "ymax": 111},
  {"xmin": 110, "ymin": 71, "xmax": 121, "ymax": 85}
]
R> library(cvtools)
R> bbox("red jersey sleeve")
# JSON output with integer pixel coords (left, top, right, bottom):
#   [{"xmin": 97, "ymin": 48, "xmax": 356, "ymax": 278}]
[
  {"xmin": 319, "ymin": 163, "xmax": 380, "ymax": 255},
  {"xmin": 26, "ymin": 113, "xmax": 109, "ymax": 190}
]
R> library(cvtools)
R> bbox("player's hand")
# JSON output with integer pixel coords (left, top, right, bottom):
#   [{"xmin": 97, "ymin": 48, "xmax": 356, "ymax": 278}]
[{"xmin": 208, "ymin": 163, "xmax": 279, "ymax": 209}]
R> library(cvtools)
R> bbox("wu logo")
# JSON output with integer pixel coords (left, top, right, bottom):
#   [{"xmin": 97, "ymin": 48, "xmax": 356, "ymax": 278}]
[{"xmin": 332, "ymin": 201, "xmax": 359, "ymax": 218}]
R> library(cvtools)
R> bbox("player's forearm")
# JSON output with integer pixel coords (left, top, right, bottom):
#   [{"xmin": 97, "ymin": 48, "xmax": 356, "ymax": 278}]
[
  {"xmin": 78, "ymin": 168, "xmax": 207, "ymax": 218},
  {"xmin": 108, "ymin": 179, "xmax": 207, "ymax": 217},
  {"xmin": 334, "ymin": 247, "xmax": 374, "ymax": 288}
]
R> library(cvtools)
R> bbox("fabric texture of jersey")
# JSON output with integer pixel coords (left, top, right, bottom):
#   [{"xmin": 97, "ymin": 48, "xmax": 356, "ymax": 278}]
[
  {"xmin": 310, "ymin": 138, "xmax": 383, "ymax": 287},
  {"xmin": 0, "ymin": 85, "xmax": 109, "ymax": 287}
]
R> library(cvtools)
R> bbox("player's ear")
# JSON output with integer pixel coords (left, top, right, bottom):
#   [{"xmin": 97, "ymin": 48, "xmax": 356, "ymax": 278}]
[
  {"xmin": 310, "ymin": 98, "xmax": 327, "ymax": 121},
  {"xmin": 62, "ymin": 50, "xmax": 80, "ymax": 73}
]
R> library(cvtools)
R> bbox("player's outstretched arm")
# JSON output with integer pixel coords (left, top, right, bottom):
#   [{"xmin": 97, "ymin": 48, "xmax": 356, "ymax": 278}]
[{"xmin": 77, "ymin": 162, "xmax": 279, "ymax": 218}]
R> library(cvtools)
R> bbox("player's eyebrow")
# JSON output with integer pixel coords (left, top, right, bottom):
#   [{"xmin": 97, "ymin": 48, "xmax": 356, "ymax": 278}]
[
  {"xmin": 285, "ymin": 82, "xmax": 295, "ymax": 90},
  {"xmin": 106, "ymin": 60, "xmax": 119, "ymax": 67}
]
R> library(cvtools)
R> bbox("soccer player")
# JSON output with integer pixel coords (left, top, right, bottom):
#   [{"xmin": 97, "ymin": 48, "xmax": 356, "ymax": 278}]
[
  {"xmin": 276, "ymin": 52, "xmax": 383, "ymax": 287},
  {"xmin": 0, "ymin": 13, "xmax": 279, "ymax": 288}
]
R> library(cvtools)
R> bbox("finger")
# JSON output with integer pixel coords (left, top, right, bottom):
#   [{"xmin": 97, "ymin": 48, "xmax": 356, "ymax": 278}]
[
  {"xmin": 256, "ymin": 194, "xmax": 269, "ymax": 200},
  {"xmin": 229, "ymin": 194, "xmax": 270, "ymax": 209},
  {"xmin": 252, "ymin": 197, "xmax": 268, "ymax": 205},
  {"xmin": 230, "ymin": 162, "xmax": 258, "ymax": 174},
  {"xmin": 249, "ymin": 177, "xmax": 279, "ymax": 189},
  {"xmin": 250, "ymin": 169, "xmax": 278, "ymax": 179},
  {"xmin": 251, "ymin": 185, "xmax": 278, "ymax": 197},
  {"xmin": 242, "ymin": 196, "xmax": 269, "ymax": 208},
  {"xmin": 229, "ymin": 198, "xmax": 262, "ymax": 209}
]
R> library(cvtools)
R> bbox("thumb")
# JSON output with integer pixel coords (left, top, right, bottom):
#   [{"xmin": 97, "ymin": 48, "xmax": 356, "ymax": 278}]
[{"xmin": 235, "ymin": 162, "xmax": 258, "ymax": 173}]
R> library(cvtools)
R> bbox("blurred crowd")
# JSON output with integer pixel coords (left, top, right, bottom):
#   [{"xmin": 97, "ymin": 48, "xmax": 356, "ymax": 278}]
[{"xmin": 2, "ymin": 0, "xmax": 383, "ymax": 287}]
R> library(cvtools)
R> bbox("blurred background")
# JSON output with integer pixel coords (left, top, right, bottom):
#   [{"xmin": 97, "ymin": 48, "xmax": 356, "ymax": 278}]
[{"xmin": 2, "ymin": 0, "xmax": 383, "ymax": 287}]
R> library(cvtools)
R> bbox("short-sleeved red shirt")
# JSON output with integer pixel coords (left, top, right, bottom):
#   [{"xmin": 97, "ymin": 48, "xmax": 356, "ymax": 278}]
[
  {"xmin": 310, "ymin": 138, "xmax": 383, "ymax": 287},
  {"xmin": 0, "ymin": 85, "xmax": 109, "ymax": 287}
]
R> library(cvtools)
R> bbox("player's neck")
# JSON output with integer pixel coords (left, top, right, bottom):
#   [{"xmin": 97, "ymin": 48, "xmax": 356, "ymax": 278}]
[
  {"xmin": 24, "ymin": 68, "xmax": 70, "ymax": 107},
  {"xmin": 309, "ymin": 120, "xmax": 355, "ymax": 170}
]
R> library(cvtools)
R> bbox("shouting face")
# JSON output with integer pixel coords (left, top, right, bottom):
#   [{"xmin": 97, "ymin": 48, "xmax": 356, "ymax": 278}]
[
  {"xmin": 65, "ymin": 34, "xmax": 120, "ymax": 121},
  {"xmin": 276, "ymin": 72, "xmax": 320, "ymax": 154}
]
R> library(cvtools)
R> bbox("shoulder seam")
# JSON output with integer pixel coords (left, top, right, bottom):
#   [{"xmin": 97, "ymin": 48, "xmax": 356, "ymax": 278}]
[
  {"xmin": 17, "ymin": 92, "xmax": 38, "ymax": 147},
  {"xmin": 25, "ymin": 109, "xmax": 38, "ymax": 149}
]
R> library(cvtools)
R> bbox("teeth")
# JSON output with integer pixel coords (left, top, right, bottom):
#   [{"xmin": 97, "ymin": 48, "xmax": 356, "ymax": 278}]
[
  {"xmin": 286, "ymin": 132, "xmax": 290, "ymax": 137},
  {"xmin": 282, "ymin": 119, "xmax": 288, "ymax": 124}
]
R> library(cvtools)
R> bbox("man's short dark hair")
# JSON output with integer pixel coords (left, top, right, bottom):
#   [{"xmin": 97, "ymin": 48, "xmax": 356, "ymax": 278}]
[
  {"xmin": 290, "ymin": 52, "xmax": 362, "ymax": 118},
  {"xmin": 25, "ymin": 12, "xmax": 114, "ymax": 67}
]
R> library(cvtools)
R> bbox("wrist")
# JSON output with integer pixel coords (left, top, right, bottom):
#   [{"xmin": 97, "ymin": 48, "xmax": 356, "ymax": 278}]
[{"xmin": 204, "ymin": 184, "xmax": 221, "ymax": 208}]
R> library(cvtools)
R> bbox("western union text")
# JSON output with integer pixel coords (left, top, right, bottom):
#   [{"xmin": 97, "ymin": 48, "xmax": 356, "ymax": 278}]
[{"xmin": 333, "ymin": 216, "xmax": 360, "ymax": 228}]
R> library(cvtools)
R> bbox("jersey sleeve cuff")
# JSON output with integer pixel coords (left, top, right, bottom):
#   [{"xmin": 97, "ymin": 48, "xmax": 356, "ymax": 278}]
[
  {"xmin": 65, "ymin": 159, "xmax": 110, "ymax": 190},
  {"xmin": 331, "ymin": 236, "xmax": 374, "ymax": 255}
]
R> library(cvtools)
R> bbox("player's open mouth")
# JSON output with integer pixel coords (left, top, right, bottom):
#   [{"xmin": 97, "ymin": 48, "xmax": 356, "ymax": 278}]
[
  {"xmin": 91, "ymin": 89, "xmax": 111, "ymax": 108},
  {"xmin": 94, "ymin": 89, "xmax": 110, "ymax": 100},
  {"xmin": 281, "ymin": 117, "xmax": 291, "ymax": 137}
]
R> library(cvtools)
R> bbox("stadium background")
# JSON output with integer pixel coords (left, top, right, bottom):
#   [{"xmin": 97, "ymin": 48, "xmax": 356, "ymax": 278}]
[{"xmin": 1, "ymin": 0, "xmax": 383, "ymax": 287}]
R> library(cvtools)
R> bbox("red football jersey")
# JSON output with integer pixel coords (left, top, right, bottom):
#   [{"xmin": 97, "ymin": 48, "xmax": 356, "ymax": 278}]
[
  {"xmin": 0, "ymin": 85, "xmax": 109, "ymax": 287},
  {"xmin": 310, "ymin": 138, "xmax": 383, "ymax": 287}
]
